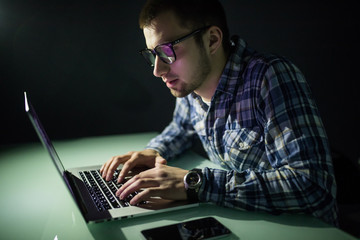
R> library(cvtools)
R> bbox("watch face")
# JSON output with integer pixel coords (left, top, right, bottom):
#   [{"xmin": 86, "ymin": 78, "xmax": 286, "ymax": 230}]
[{"xmin": 186, "ymin": 172, "xmax": 201, "ymax": 188}]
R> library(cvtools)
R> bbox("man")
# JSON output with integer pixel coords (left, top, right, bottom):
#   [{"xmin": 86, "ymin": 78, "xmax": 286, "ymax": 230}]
[{"xmin": 100, "ymin": 0, "xmax": 338, "ymax": 226}]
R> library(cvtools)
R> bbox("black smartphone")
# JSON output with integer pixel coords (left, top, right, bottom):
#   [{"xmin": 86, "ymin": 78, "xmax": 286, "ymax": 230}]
[{"xmin": 141, "ymin": 217, "xmax": 232, "ymax": 240}]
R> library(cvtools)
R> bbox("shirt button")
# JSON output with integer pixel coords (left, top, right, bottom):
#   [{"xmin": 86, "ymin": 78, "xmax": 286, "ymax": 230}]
[
  {"xmin": 239, "ymin": 142, "xmax": 244, "ymax": 148},
  {"xmin": 208, "ymin": 136, "xmax": 213, "ymax": 141}
]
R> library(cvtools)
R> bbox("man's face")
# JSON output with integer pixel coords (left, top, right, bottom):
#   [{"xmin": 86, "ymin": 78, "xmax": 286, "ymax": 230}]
[{"xmin": 143, "ymin": 11, "xmax": 211, "ymax": 98}]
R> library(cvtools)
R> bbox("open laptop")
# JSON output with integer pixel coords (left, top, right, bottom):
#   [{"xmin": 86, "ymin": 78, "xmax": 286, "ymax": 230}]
[{"xmin": 24, "ymin": 92, "xmax": 198, "ymax": 223}]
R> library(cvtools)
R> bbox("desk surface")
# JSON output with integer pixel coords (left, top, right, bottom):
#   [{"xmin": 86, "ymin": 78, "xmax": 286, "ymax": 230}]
[{"xmin": 0, "ymin": 132, "xmax": 356, "ymax": 240}]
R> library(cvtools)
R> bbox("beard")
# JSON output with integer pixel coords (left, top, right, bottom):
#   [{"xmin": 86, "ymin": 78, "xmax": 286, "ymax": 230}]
[{"xmin": 169, "ymin": 47, "xmax": 211, "ymax": 98}]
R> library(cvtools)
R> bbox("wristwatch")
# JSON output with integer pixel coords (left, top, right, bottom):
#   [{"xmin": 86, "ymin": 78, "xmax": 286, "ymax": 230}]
[{"xmin": 183, "ymin": 168, "xmax": 203, "ymax": 202}]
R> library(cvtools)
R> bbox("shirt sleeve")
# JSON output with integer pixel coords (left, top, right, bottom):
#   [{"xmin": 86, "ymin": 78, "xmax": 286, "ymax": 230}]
[
  {"xmin": 198, "ymin": 57, "xmax": 338, "ymax": 226},
  {"xmin": 145, "ymin": 97, "xmax": 197, "ymax": 160}
]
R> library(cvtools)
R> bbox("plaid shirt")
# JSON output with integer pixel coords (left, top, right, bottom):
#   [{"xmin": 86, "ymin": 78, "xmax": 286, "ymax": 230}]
[{"xmin": 146, "ymin": 36, "xmax": 338, "ymax": 226}]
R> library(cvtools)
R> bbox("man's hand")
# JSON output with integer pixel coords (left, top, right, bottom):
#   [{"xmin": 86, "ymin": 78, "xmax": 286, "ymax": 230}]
[
  {"xmin": 116, "ymin": 162, "xmax": 188, "ymax": 205},
  {"xmin": 100, "ymin": 149, "xmax": 166, "ymax": 182}
]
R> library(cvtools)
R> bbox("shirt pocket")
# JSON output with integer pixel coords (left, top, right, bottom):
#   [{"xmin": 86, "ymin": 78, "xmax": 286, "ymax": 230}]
[{"xmin": 221, "ymin": 128, "xmax": 263, "ymax": 169}]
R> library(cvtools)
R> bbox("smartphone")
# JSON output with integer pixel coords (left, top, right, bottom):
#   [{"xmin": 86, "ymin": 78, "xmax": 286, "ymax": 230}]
[{"xmin": 141, "ymin": 217, "xmax": 232, "ymax": 240}]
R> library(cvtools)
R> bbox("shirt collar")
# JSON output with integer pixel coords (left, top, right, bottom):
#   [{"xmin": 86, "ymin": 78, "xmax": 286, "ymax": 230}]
[
  {"xmin": 191, "ymin": 36, "xmax": 252, "ymax": 102},
  {"xmin": 215, "ymin": 36, "xmax": 250, "ymax": 97}
]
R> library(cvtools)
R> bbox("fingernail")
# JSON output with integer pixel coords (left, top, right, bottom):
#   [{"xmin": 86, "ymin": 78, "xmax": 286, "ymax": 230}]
[
  {"xmin": 117, "ymin": 174, "xmax": 123, "ymax": 183},
  {"xmin": 116, "ymin": 189, "xmax": 121, "ymax": 197}
]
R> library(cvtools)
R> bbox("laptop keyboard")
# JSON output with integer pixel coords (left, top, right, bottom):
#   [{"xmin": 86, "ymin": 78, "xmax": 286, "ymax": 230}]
[{"xmin": 79, "ymin": 170, "xmax": 140, "ymax": 212}]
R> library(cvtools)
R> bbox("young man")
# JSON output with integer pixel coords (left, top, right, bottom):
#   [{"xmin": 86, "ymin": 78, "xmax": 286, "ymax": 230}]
[{"xmin": 101, "ymin": 0, "xmax": 338, "ymax": 226}]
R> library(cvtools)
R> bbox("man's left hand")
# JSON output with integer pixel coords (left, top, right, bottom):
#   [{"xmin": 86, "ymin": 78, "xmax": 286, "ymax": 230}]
[{"xmin": 116, "ymin": 163, "xmax": 188, "ymax": 205}]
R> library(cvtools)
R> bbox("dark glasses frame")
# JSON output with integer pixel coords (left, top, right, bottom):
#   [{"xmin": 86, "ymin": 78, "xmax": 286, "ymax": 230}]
[{"xmin": 139, "ymin": 26, "xmax": 211, "ymax": 67}]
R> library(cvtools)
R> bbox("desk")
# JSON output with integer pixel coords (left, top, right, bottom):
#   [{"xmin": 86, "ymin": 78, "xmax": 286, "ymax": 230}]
[{"xmin": 0, "ymin": 132, "xmax": 356, "ymax": 240}]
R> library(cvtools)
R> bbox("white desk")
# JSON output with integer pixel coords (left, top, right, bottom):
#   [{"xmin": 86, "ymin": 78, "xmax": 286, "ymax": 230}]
[{"xmin": 0, "ymin": 133, "xmax": 356, "ymax": 239}]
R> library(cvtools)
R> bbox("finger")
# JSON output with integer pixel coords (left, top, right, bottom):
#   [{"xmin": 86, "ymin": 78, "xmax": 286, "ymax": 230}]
[
  {"xmin": 103, "ymin": 158, "xmax": 117, "ymax": 181},
  {"xmin": 100, "ymin": 162, "xmax": 105, "ymax": 173},
  {"xmin": 117, "ymin": 152, "xmax": 150, "ymax": 183},
  {"xmin": 117, "ymin": 168, "xmax": 158, "ymax": 196},
  {"xmin": 117, "ymin": 158, "xmax": 137, "ymax": 183},
  {"xmin": 129, "ymin": 188, "xmax": 161, "ymax": 205},
  {"xmin": 100, "ymin": 158, "xmax": 113, "ymax": 178},
  {"xmin": 101, "ymin": 152, "xmax": 135, "ymax": 178},
  {"xmin": 118, "ymin": 177, "xmax": 159, "ymax": 200},
  {"xmin": 102, "ymin": 155, "xmax": 129, "ymax": 181},
  {"xmin": 116, "ymin": 173, "xmax": 141, "ymax": 196},
  {"xmin": 108, "ymin": 155, "xmax": 133, "ymax": 181},
  {"xmin": 118, "ymin": 166, "xmax": 159, "ymax": 192},
  {"xmin": 100, "ymin": 157, "xmax": 114, "ymax": 174},
  {"xmin": 155, "ymin": 155, "xmax": 167, "ymax": 165}
]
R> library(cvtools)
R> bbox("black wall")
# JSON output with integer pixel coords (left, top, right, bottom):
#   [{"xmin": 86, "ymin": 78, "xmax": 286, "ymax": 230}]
[{"xmin": 1, "ymin": 0, "xmax": 359, "ymax": 168}]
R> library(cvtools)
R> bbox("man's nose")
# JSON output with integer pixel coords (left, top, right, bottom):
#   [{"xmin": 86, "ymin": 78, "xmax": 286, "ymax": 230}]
[{"xmin": 153, "ymin": 56, "xmax": 170, "ymax": 78}]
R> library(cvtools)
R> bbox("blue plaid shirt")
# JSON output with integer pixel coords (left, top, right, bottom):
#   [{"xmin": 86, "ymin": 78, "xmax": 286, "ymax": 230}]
[{"xmin": 146, "ymin": 37, "xmax": 338, "ymax": 226}]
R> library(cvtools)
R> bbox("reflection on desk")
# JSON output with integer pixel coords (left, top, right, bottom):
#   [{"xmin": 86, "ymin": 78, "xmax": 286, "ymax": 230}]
[{"xmin": 0, "ymin": 132, "xmax": 356, "ymax": 240}]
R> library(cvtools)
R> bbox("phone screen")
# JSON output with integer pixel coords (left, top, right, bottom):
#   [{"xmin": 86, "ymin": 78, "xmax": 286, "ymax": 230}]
[{"xmin": 141, "ymin": 217, "xmax": 232, "ymax": 240}]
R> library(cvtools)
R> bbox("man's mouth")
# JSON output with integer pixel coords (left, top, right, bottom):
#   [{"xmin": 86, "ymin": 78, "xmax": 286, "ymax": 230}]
[{"xmin": 165, "ymin": 79, "xmax": 178, "ymax": 88}]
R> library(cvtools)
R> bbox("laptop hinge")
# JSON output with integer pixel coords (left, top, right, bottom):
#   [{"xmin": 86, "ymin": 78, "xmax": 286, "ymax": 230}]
[{"xmin": 63, "ymin": 171, "xmax": 89, "ymax": 215}]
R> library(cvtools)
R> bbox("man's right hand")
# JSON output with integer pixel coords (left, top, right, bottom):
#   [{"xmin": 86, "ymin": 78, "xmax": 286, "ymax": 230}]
[{"xmin": 100, "ymin": 149, "xmax": 166, "ymax": 183}]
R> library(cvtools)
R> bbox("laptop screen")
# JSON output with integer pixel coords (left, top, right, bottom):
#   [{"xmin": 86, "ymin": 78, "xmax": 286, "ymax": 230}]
[{"xmin": 24, "ymin": 92, "xmax": 66, "ymax": 176}]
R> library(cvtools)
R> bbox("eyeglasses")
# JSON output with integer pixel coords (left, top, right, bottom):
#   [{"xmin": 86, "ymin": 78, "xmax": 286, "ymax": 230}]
[{"xmin": 139, "ymin": 26, "xmax": 210, "ymax": 67}]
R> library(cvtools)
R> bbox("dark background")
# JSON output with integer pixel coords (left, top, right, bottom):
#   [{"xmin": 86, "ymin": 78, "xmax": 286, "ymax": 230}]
[
  {"xmin": 1, "ymin": 0, "xmax": 359, "ymax": 167},
  {"xmin": 1, "ymin": 0, "xmax": 360, "ymax": 236}
]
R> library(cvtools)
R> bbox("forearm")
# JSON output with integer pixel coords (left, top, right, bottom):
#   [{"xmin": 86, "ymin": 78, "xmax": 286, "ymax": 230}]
[
  {"xmin": 146, "ymin": 120, "xmax": 196, "ymax": 160},
  {"xmin": 199, "ymin": 167, "xmax": 338, "ymax": 226}
]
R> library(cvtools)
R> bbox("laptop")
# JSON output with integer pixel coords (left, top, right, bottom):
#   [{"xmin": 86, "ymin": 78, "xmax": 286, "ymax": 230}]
[{"xmin": 24, "ymin": 92, "xmax": 198, "ymax": 223}]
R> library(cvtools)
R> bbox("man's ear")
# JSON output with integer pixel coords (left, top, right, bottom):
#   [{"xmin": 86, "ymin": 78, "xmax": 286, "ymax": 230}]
[{"xmin": 208, "ymin": 26, "xmax": 223, "ymax": 55}]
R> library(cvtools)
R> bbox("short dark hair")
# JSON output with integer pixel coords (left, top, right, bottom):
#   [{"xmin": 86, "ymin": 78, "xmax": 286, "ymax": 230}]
[{"xmin": 139, "ymin": 0, "xmax": 230, "ymax": 54}]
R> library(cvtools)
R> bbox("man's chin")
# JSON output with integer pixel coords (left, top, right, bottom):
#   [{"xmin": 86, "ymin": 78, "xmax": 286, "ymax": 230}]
[{"xmin": 169, "ymin": 89, "xmax": 190, "ymax": 98}]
